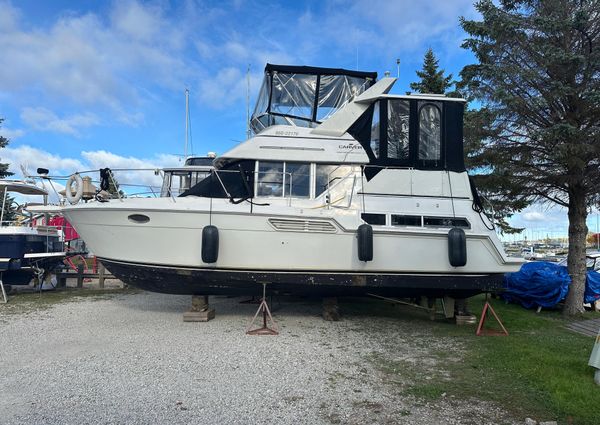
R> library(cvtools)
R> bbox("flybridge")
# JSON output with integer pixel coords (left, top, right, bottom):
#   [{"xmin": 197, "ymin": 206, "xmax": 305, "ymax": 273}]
[
  {"xmin": 250, "ymin": 64, "xmax": 377, "ymax": 134},
  {"xmin": 249, "ymin": 64, "xmax": 467, "ymax": 176}
]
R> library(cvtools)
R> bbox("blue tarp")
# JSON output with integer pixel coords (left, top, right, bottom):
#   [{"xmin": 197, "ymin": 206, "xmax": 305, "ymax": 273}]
[
  {"xmin": 503, "ymin": 261, "xmax": 600, "ymax": 308},
  {"xmin": 585, "ymin": 270, "xmax": 600, "ymax": 304},
  {"xmin": 503, "ymin": 262, "xmax": 571, "ymax": 308}
]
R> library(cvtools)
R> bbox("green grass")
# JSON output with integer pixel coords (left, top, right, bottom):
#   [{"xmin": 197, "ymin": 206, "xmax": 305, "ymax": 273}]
[
  {"xmin": 0, "ymin": 287, "xmax": 138, "ymax": 317},
  {"xmin": 357, "ymin": 295, "xmax": 600, "ymax": 425}
]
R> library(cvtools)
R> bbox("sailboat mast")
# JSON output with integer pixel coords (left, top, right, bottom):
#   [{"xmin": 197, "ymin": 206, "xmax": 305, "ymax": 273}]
[
  {"xmin": 246, "ymin": 64, "xmax": 251, "ymax": 139},
  {"xmin": 184, "ymin": 88, "xmax": 190, "ymax": 160}
]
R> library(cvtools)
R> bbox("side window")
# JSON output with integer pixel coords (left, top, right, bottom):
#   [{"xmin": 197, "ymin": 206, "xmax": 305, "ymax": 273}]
[
  {"xmin": 285, "ymin": 163, "xmax": 310, "ymax": 198},
  {"xmin": 391, "ymin": 215, "xmax": 421, "ymax": 226},
  {"xmin": 370, "ymin": 102, "xmax": 380, "ymax": 158},
  {"xmin": 257, "ymin": 162, "xmax": 284, "ymax": 196},
  {"xmin": 315, "ymin": 165, "xmax": 351, "ymax": 197},
  {"xmin": 387, "ymin": 100, "xmax": 410, "ymax": 160},
  {"xmin": 423, "ymin": 217, "xmax": 470, "ymax": 228},
  {"xmin": 361, "ymin": 213, "xmax": 386, "ymax": 225},
  {"xmin": 418, "ymin": 103, "xmax": 441, "ymax": 161}
]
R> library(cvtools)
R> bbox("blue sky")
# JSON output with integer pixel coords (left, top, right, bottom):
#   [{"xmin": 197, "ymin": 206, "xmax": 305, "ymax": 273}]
[{"xmin": 0, "ymin": 0, "xmax": 598, "ymax": 239}]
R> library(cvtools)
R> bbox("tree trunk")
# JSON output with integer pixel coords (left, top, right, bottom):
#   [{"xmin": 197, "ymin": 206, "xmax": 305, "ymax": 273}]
[{"xmin": 563, "ymin": 184, "xmax": 588, "ymax": 316}]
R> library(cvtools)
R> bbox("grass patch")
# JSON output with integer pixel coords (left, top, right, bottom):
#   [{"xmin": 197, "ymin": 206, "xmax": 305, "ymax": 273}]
[
  {"xmin": 0, "ymin": 287, "xmax": 138, "ymax": 317},
  {"xmin": 361, "ymin": 295, "xmax": 600, "ymax": 424}
]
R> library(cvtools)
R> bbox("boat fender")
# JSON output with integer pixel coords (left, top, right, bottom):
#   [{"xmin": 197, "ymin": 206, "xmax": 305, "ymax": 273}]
[
  {"xmin": 65, "ymin": 173, "xmax": 84, "ymax": 204},
  {"xmin": 202, "ymin": 225, "xmax": 219, "ymax": 264},
  {"xmin": 448, "ymin": 227, "xmax": 467, "ymax": 267},
  {"xmin": 357, "ymin": 224, "xmax": 373, "ymax": 262}
]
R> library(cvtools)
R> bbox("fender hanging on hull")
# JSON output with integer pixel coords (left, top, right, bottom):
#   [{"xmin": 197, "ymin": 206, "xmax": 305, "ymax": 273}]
[{"xmin": 100, "ymin": 258, "xmax": 504, "ymax": 298}]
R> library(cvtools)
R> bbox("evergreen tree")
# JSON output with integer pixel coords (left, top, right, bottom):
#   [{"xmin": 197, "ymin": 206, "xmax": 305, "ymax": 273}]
[
  {"xmin": 459, "ymin": 0, "xmax": 600, "ymax": 315},
  {"xmin": 410, "ymin": 48, "xmax": 454, "ymax": 94},
  {"xmin": 0, "ymin": 118, "xmax": 15, "ymax": 224}
]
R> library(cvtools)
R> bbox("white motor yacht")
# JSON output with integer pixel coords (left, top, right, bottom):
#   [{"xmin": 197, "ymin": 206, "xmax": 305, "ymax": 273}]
[{"xmin": 36, "ymin": 64, "xmax": 523, "ymax": 299}]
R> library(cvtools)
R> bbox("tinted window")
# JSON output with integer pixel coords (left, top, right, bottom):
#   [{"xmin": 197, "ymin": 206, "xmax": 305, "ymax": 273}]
[
  {"xmin": 424, "ymin": 217, "xmax": 470, "ymax": 228},
  {"xmin": 184, "ymin": 157, "xmax": 214, "ymax": 166},
  {"xmin": 361, "ymin": 213, "xmax": 386, "ymax": 225},
  {"xmin": 387, "ymin": 100, "xmax": 410, "ymax": 160},
  {"xmin": 391, "ymin": 215, "xmax": 421, "ymax": 226},
  {"xmin": 285, "ymin": 163, "xmax": 310, "ymax": 198},
  {"xmin": 418, "ymin": 103, "xmax": 441, "ymax": 161},
  {"xmin": 370, "ymin": 102, "xmax": 380, "ymax": 158},
  {"xmin": 315, "ymin": 165, "xmax": 351, "ymax": 197},
  {"xmin": 257, "ymin": 162, "xmax": 284, "ymax": 196}
]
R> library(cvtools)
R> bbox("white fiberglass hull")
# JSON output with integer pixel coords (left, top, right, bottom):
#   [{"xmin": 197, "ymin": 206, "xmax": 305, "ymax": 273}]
[{"xmin": 59, "ymin": 197, "xmax": 521, "ymax": 297}]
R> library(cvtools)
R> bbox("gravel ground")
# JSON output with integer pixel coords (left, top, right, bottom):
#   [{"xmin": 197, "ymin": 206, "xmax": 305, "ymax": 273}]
[{"xmin": 0, "ymin": 291, "xmax": 518, "ymax": 425}]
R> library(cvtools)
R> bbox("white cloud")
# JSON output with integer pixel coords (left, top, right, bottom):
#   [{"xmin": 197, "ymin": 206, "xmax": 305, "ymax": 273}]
[
  {"xmin": 0, "ymin": 0, "xmax": 189, "ymax": 120},
  {"xmin": 81, "ymin": 150, "xmax": 180, "ymax": 188},
  {"xmin": 2, "ymin": 145, "xmax": 85, "ymax": 176},
  {"xmin": 20, "ymin": 107, "xmax": 99, "ymax": 136},
  {"xmin": 2, "ymin": 144, "xmax": 182, "ymax": 195},
  {"xmin": 0, "ymin": 127, "xmax": 25, "ymax": 140},
  {"xmin": 522, "ymin": 211, "xmax": 547, "ymax": 222}
]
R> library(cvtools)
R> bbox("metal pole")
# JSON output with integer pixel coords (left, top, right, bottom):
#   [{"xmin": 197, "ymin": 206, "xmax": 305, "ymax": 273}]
[
  {"xmin": 246, "ymin": 64, "xmax": 251, "ymax": 140},
  {"xmin": 596, "ymin": 210, "xmax": 600, "ymax": 251},
  {"xmin": 184, "ymin": 88, "xmax": 189, "ymax": 160},
  {"xmin": 0, "ymin": 188, "xmax": 8, "ymax": 225}
]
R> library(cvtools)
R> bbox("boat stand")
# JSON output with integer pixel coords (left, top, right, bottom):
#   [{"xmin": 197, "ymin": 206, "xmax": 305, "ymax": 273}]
[
  {"xmin": 476, "ymin": 296, "xmax": 508, "ymax": 336},
  {"xmin": 183, "ymin": 295, "xmax": 215, "ymax": 322},
  {"xmin": 0, "ymin": 274, "xmax": 7, "ymax": 304},
  {"xmin": 246, "ymin": 283, "xmax": 278, "ymax": 335},
  {"xmin": 322, "ymin": 297, "xmax": 340, "ymax": 321}
]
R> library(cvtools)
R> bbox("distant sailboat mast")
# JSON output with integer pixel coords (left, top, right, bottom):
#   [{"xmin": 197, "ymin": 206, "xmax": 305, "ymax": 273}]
[{"xmin": 184, "ymin": 88, "xmax": 190, "ymax": 160}]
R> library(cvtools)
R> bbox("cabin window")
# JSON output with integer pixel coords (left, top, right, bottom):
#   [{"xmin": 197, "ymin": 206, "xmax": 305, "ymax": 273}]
[
  {"xmin": 361, "ymin": 213, "xmax": 386, "ymax": 226},
  {"xmin": 315, "ymin": 165, "xmax": 352, "ymax": 197},
  {"xmin": 370, "ymin": 102, "xmax": 380, "ymax": 158},
  {"xmin": 257, "ymin": 161, "xmax": 284, "ymax": 197},
  {"xmin": 387, "ymin": 100, "xmax": 410, "ymax": 160},
  {"xmin": 285, "ymin": 163, "xmax": 311, "ymax": 198},
  {"xmin": 423, "ymin": 217, "xmax": 470, "ymax": 228},
  {"xmin": 257, "ymin": 161, "xmax": 310, "ymax": 198},
  {"xmin": 418, "ymin": 103, "xmax": 441, "ymax": 161},
  {"xmin": 161, "ymin": 171, "xmax": 211, "ymax": 197},
  {"xmin": 391, "ymin": 215, "xmax": 422, "ymax": 227}
]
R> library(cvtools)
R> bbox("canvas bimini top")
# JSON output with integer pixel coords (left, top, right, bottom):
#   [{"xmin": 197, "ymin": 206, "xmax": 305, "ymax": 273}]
[{"xmin": 250, "ymin": 64, "xmax": 377, "ymax": 134}]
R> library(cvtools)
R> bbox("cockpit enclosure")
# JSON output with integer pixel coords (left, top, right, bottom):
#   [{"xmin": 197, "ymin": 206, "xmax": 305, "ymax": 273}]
[
  {"xmin": 348, "ymin": 95, "xmax": 467, "ymax": 179},
  {"xmin": 250, "ymin": 64, "xmax": 377, "ymax": 134}
]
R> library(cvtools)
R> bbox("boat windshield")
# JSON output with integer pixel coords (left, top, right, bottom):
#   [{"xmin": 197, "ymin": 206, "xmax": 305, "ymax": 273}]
[{"xmin": 250, "ymin": 64, "xmax": 376, "ymax": 134}]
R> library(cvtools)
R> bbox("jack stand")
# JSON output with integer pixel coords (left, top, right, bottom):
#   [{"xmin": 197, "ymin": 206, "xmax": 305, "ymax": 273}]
[
  {"xmin": 246, "ymin": 283, "xmax": 278, "ymax": 335},
  {"xmin": 476, "ymin": 295, "xmax": 508, "ymax": 336},
  {"xmin": 183, "ymin": 295, "xmax": 215, "ymax": 322},
  {"xmin": 1, "ymin": 274, "xmax": 7, "ymax": 304}
]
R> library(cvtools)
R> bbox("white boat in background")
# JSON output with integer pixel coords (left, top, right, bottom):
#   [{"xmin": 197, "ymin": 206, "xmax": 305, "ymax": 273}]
[{"xmin": 33, "ymin": 64, "xmax": 523, "ymax": 300}]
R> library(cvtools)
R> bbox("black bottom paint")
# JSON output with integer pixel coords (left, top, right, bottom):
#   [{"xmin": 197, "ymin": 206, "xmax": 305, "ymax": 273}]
[{"xmin": 100, "ymin": 258, "xmax": 504, "ymax": 298}]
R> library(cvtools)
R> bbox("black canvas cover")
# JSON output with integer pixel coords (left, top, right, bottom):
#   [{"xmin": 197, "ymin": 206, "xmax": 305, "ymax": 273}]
[
  {"xmin": 251, "ymin": 64, "xmax": 377, "ymax": 133},
  {"xmin": 180, "ymin": 161, "xmax": 255, "ymax": 199}
]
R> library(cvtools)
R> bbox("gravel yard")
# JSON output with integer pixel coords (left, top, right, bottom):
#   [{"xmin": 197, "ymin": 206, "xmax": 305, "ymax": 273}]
[{"xmin": 1, "ymin": 290, "xmax": 519, "ymax": 425}]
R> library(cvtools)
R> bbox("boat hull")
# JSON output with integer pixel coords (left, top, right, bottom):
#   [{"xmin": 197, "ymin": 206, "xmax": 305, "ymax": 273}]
[{"xmin": 101, "ymin": 257, "xmax": 504, "ymax": 298}]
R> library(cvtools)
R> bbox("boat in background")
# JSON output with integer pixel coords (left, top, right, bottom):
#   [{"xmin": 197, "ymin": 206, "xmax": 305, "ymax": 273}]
[
  {"xmin": 0, "ymin": 180, "xmax": 68, "ymax": 301},
  {"xmin": 32, "ymin": 64, "xmax": 523, "ymax": 306}
]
